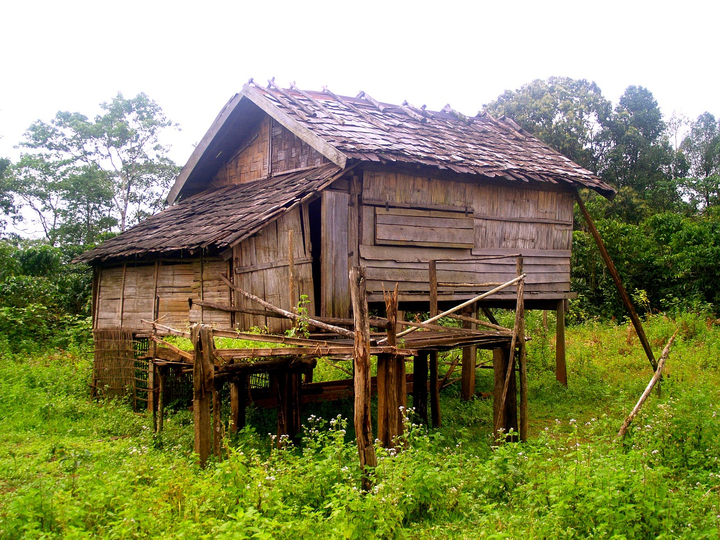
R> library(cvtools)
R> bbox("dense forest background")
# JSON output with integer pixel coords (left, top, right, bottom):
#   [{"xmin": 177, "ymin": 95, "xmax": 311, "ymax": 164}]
[{"xmin": 1, "ymin": 79, "xmax": 718, "ymax": 349}]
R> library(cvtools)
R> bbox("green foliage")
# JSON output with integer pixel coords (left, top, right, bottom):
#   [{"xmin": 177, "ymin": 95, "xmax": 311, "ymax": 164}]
[
  {"xmin": 3, "ymin": 316, "xmax": 720, "ymax": 538},
  {"xmin": 0, "ymin": 239, "xmax": 92, "ymax": 353}
]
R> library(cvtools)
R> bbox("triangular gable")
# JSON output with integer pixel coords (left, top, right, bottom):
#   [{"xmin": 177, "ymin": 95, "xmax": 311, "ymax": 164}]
[{"xmin": 167, "ymin": 85, "xmax": 348, "ymax": 204}]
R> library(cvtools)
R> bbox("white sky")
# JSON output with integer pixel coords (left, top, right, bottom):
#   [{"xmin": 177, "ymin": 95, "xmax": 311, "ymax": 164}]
[{"xmin": 1, "ymin": 0, "xmax": 718, "ymax": 168}]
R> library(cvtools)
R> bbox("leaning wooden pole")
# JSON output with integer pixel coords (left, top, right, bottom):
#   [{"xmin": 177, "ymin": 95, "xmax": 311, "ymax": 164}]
[
  {"xmin": 618, "ymin": 330, "xmax": 678, "ymax": 439},
  {"xmin": 574, "ymin": 191, "xmax": 657, "ymax": 371},
  {"xmin": 350, "ymin": 267, "xmax": 377, "ymax": 490}
]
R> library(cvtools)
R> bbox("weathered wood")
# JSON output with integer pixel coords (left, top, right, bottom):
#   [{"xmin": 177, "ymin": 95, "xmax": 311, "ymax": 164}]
[
  {"xmin": 275, "ymin": 368, "xmax": 303, "ymax": 441},
  {"xmin": 575, "ymin": 191, "xmax": 657, "ymax": 371},
  {"xmin": 618, "ymin": 331, "xmax": 677, "ymax": 439},
  {"xmin": 556, "ymin": 299, "xmax": 567, "ymax": 386},
  {"xmin": 151, "ymin": 340, "xmax": 193, "ymax": 362},
  {"xmin": 460, "ymin": 305, "xmax": 477, "ymax": 401},
  {"xmin": 377, "ymin": 284, "xmax": 405, "ymax": 448},
  {"xmin": 391, "ymin": 274, "xmax": 525, "ymax": 342},
  {"xmin": 220, "ymin": 274, "xmax": 354, "ymax": 338},
  {"xmin": 374, "ymin": 207, "xmax": 474, "ymax": 248},
  {"xmin": 446, "ymin": 312, "xmax": 511, "ymax": 332},
  {"xmin": 230, "ymin": 378, "xmax": 247, "ymax": 433},
  {"xmin": 213, "ymin": 379, "xmax": 222, "ymax": 458},
  {"xmin": 322, "ymin": 190, "xmax": 350, "ymax": 318},
  {"xmin": 493, "ymin": 348, "xmax": 518, "ymax": 440},
  {"xmin": 350, "ymin": 267, "xmax": 377, "ymax": 489},
  {"xmin": 215, "ymin": 346, "xmax": 415, "ymax": 360},
  {"xmin": 155, "ymin": 365, "xmax": 165, "ymax": 434},
  {"xmin": 495, "ymin": 273, "xmax": 525, "ymax": 436},
  {"xmin": 192, "ymin": 324, "xmax": 215, "ymax": 467}
]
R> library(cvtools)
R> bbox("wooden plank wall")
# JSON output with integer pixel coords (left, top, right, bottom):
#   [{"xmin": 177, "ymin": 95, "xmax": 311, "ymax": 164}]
[
  {"xmin": 360, "ymin": 169, "xmax": 574, "ymax": 302},
  {"xmin": 234, "ymin": 206, "xmax": 315, "ymax": 332},
  {"xmin": 95, "ymin": 258, "xmax": 232, "ymax": 331}
]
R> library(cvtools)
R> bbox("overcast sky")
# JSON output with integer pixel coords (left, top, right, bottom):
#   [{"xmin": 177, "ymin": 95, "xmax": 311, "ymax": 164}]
[{"xmin": 2, "ymin": 0, "xmax": 718, "ymax": 167}]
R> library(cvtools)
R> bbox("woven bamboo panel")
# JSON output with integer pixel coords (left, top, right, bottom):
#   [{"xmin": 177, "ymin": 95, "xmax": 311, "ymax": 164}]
[{"xmin": 93, "ymin": 328, "xmax": 136, "ymax": 399}]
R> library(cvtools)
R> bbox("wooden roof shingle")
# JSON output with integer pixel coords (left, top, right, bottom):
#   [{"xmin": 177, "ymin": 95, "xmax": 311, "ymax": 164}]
[
  {"xmin": 77, "ymin": 163, "xmax": 342, "ymax": 263},
  {"xmin": 168, "ymin": 82, "xmax": 615, "ymax": 204}
]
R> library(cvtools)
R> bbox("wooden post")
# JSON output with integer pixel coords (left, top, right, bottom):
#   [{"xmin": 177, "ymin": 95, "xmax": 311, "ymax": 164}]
[
  {"xmin": 275, "ymin": 368, "xmax": 302, "ymax": 443},
  {"xmin": 517, "ymin": 258, "xmax": 529, "ymax": 442},
  {"xmin": 429, "ymin": 260, "xmax": 441, "ymax": 428},
  {"xmin": 377, "ymin": 284, "xmax": 404, "ymax": 447},
  {"xmin": 230, "ymin": 377, "xmax": 247, "ymax": 433},
  {"xmin": 213, "ymin": 379, "xmax": 223, "ymax": 458},
  {"xmin": 556, "ymin": 299, "xmax": 567, "ymax": 386},
  {"xmin": 461, "ymin": 304, "xmax": 477, "ymax": 401},
  {"xmin": 350, "ymin": 267, "xmax": 377, "ymax": 490},
  {"xmin": 192, "ymin": 324, "xmax": 215, "ymax": 467},
  {"xmin": 156, "ymin": 366, "xmax": 165, "ymax": 434},
  {"xmin": 413, "ymin": 352, "xmax": 429, "ymax": 425},
  {"xmin": 493, "ymin": 348, "xmax": 518, "ymax": 441}
]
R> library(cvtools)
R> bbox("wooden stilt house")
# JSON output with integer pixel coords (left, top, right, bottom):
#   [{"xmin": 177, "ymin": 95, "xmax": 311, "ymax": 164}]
[{"xmin": 78, "ymin": 81, "xmax": 615, "ymax": 413}]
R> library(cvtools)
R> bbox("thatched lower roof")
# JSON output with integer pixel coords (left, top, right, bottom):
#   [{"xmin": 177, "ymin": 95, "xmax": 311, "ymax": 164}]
[{"xmin": 77, "ymin": 163, "xmax": 343, "ymax": 263}]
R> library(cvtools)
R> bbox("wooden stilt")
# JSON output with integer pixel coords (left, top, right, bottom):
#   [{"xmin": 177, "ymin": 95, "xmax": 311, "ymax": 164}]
[
  {"xmin": 350, "ymin": 267, "xmax": 377, "ymax": 490},
  {"xmin": 556, "ymin": 299, "xmax": 567, "ymax": 386},
  {"xmin": 517, "ymin": 259, "xmax": 528, "ymax": 442},
  {"xmin": 156, "ymin": 366, "xmax": 165, "ymax": 434},
  {"xmin": 230, "ymin": 377, "xmax": 247, "ymax": 433},
  {"xmin": 192, "ymin": 324, "xmax": 214, "ymax": 466},
  {"xmin": 377, "ymin": 284, "xmax": 405, "ymax": 447},
  {"xmin": 429, "ymin": 260, "xmax": 441, "ymax": 428},
  {"xmin": 274, "ymin": 371, "xmax": 301, "ymax": 443},
  {"xmin": 493, "ymin": 348, "xmax": 518, "ymax": 441},
  {"xmin": 460, "ymin": 304, "xmax": 477, "ymax": 401},
  {"xmin": 213, "ymin": 379, "xmax": 223, "ymax": 458},
  {"xmin": 413, "ymin": 351, "xmax": 429, "ymax": 425}
]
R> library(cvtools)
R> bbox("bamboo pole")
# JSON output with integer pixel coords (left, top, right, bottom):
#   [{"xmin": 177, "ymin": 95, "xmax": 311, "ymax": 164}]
[
  {"xmin": 617, "ymin": 330, "xmax": 677, "ymax": 439},
  {"xmin": 516, "ymin": 257, "xmax": 529, "ymax": 442},
  {"xmin": 574, "ymin": 190, "xmax": 657, "ymax": 371},
  {"xmin": 350, "ymin": 267, "xmax": 377, "ymax": 490},
  {"xmin": 219, "ymin": 275, "xmax": 355, "ymax": 339},
  {"xmin": 383, "ymin": 274, "xmax": 526, "ymax": 343}
]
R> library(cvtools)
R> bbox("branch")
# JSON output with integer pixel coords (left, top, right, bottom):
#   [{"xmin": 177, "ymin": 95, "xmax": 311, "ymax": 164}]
[{"xmin": 617, "ymin": 329, "xmax": 678, "ymax": 439}]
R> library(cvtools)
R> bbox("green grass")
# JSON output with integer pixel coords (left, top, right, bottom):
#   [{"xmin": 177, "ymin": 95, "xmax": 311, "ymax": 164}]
[{"xmin": 2, "ymin": 312, "xmax": 720, "ymax": 538}]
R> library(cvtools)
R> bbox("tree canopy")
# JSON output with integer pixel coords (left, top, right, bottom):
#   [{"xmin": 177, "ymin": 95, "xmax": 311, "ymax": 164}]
[{"xmin": 11, "ymin": 92, "xmax": 179, "ymax": 245}]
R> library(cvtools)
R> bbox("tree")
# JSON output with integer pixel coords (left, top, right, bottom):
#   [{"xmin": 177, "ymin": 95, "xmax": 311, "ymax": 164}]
[
  {"xmin": 680, "ymin": 112, "xmax": 720, "ymax": 209},
  {"xmin": 482, "ymin": 77, "xmax": 613, "ymax": 173},
  {"xmin": 602, "ymin": 86, "xmax": 681, "ymax": 221},
  {"xmin": 0, "ymin": 157, "xmax": 15, "ymax": 230},
  {"xmin": 19, "ymin": 92, "xmax": 179, "ymax": 235}
]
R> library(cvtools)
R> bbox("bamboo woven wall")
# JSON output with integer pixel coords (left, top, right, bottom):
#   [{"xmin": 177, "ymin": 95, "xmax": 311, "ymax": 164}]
[{"xmin": 93, "ymin": 328, "xmax": 136, "ymax": 399}]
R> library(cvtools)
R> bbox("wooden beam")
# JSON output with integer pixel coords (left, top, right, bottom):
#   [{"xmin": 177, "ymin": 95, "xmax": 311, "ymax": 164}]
[
  {"xmin": 574, "ymin": 190, "xmax": 657, "ymax": 370},
  {"xmin": 517, "ymin": 257, "xmax": 529, "ymax": 442},
  {"xmin": 230, "ymin": 377, "xmax": 247, "ymax": 433},
  {"xmin": 350, "ymin": 267, "xmax": 377, "ymax": 490},
  {"xmin": 493, "ymin": 348, "xmax": 518, "ymax": 441},
  {"xmin": 413, "ymin": 352, "xmax": 429, "ymax": 425}
]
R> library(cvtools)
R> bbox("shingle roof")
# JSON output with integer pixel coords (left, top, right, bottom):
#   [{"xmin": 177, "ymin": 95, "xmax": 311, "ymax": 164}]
[
  {"xmin": 168, "ymin": 82, "xmax": 615, "ymax": 203},
  {"xmin": 77, "ymin": 163, "xmax": 342, "ymax": 263}
]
